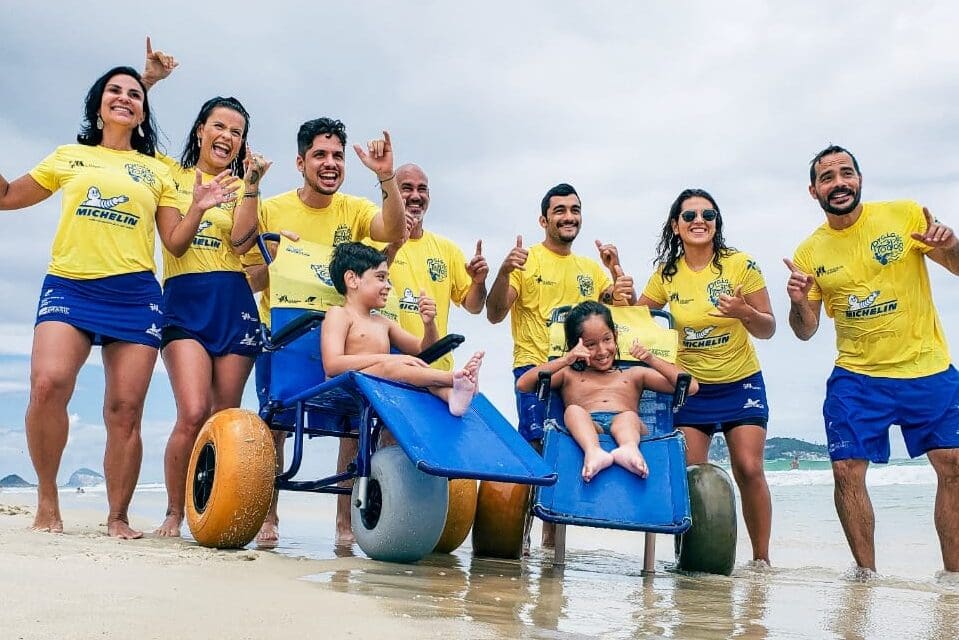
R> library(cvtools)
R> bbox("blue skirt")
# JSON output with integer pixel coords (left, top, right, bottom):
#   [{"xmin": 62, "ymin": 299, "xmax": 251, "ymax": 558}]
[
  {"xmin": 161, "ymin": 271, "xmax": 261, "ymax": 357},
  {"xmin": 36, "ymin": 272, "xmax": 163, "ymax": 348}
]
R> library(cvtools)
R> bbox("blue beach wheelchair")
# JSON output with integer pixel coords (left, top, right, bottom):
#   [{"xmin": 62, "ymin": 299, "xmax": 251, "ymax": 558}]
[
  {"xmin": 471, "ymin": 304, "xmax": 738, "ymax": 575},
  {"xmin": 183, "ymin": 235, "xmax": 556, "ymax": 563}
]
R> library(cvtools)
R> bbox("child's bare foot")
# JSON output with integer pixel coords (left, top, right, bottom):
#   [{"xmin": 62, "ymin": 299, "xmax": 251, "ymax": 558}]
[
  {"xmin": 611, "ymin": 445, "xmax": 649, "ymax": 479},
  {"xmin": 449, "ymin": 352, "xmax": 483, "ymax": 416},
  {"xmin": 155, "ymin": 512, "xmax": 183, "ymax": 537},
  {"xmin": 582, "ymin": 446, "xmax": 614, "ymax": 482}
]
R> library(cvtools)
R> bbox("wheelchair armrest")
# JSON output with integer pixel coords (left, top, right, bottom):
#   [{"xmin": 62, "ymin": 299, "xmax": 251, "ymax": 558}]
[
  {"xmin": 265, "ymin": 310, "xmax": 326, "ymax": 350},
  {"xmin": 416, "ymin": 333, "xmax": 464, "ymax": 365}
]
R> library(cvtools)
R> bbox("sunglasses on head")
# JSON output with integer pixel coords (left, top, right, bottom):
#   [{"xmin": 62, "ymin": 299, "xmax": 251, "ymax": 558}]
[{"xmin": 679, "ymin": 209, "xmax": 718, "ymax": 223}]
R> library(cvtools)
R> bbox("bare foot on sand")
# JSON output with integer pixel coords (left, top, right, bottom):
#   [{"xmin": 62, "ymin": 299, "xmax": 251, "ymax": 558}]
[
  {"xmin": 108, "ymin": 518, "xmax": 143, "ymax": 539},
  {"xmin": 611, "ymin": 445, "xmax": 649, "ymax": 478},
  {"xmin": 32, "ymin": 502, "xmax": 63, "ymax": 533},
  {"xmin": 256, "ymin": 516, "xmax": 279, "ymax": 548},
  {"xmin": 449, "ymin": 351, "xmax": 484, "ymax": 416},
  {"xmin": 582, "ymin": 446, "xmax": 614, "ymax": 482},
  {"xmin": 155, "ymin": 513, "xmax": 182, "ymax": 537}
]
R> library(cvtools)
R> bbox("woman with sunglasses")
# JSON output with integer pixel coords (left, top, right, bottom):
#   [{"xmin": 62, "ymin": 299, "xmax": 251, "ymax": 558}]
[
  {"xmin": 637, "ymin": 188, "xmax": 776, "ymax": 565},
  {"xmin": 0, "ymin": 65, "xmax": 235, "ymax": 538},
  {"xmin": 139, "ymin": 41, "xmax": 271, "ymax": 538}
]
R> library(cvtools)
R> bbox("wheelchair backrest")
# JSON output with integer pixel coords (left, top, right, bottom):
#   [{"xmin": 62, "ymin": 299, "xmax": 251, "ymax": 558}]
[{"xmin": 546, "ymin": 304, "xmax": 681, "ymax": 437}]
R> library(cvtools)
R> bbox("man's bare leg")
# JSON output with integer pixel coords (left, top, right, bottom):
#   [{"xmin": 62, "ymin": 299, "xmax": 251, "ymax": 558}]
[
  {"xmin": 927, "ymin": 448, "xmax": 959, "ymax": 572},
  {"xmin": 102, "ymin": 341, "xmax": 158, "ymax": 539},
  {"xmin": 832, "ymin": 458, "xmax": 875, "ymax": 571},
  {"xmin": 256, "ymin": 430, "xmax": 285, "ymax": 546},
  {"xmin": 563, "ymin": 405, "xmax": 613, "ymax": 482},
  {"xmin": 726, "ymin": 425, "xmax": 772, "ymax": 563},
  {"xmin": 26, "ymin": 323, "xmax": 91, "ymax": 533},
  {"xmin": 609, "ymin": 411, "xmax": 649, "ymax": 479},
  {"xmin": 335, "ymin": 438, "xmax": 358, "ymax": 546}
]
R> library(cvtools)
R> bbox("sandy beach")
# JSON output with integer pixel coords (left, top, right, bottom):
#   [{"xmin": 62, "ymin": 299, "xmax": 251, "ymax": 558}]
[{"xmin": 0, "ymin": 499, "xmax": 492, "ymax": 640}]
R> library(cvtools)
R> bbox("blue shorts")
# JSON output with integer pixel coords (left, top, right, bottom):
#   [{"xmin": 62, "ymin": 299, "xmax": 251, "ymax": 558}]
[
  {"xmin": 36, "ymin": 272, "xmax": 163, "ymax": 348},
  {"xmin": 675, "ymin": 370, "xmax": 769, "ymax": 435},
  {"xmin": 824, "ymin": 365, "xmax": 959, "ymax": 462},
  {"xmin": 161, "ymin": 271, "xmax": 261, "ymax": 357},
  {"xmin": 513, "ymin": 365, "xmax": 565, "ymax": 442}
]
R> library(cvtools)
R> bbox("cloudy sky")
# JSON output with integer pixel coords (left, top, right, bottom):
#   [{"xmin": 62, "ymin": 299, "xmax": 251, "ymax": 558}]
[{"xmin": 2, "ymin": 2, "xmax": 957, "ymax": 482}]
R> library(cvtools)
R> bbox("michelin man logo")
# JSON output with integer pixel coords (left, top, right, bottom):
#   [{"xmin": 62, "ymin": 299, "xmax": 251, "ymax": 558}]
[
  {"xmin": 197, "ymin": 220, "xmax": 213, "ymax": 234},
  {"xmin": 684, "ymin": 326, "xmax": 716, "ymax": 341},
  {"xmin": 847, "ymin": 291, "xmax": 880, "ymax": 311},
  {"xmin": 82, "ymin": 187, "xmax": 128, "ymax": 209},
  {"xmin": 871, "ymin": 233, "xmax": 904, "ymax": 265},
  {"xmin": 399, "ymin": 288, "xmax": 419, "ymax": 312}
]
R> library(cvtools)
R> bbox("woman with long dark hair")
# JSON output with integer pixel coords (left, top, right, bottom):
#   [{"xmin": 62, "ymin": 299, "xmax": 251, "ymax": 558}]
[
  {"xmin": 0, "ymin": 65, "xmax": 235, "ymax": 538},
  {"xmin": 140, "ymin": 42, "xmax": 271, "ymax": 537},
  {"xmin": 637, "ymin": 188, "xmax": 776, "ymax": 564}
]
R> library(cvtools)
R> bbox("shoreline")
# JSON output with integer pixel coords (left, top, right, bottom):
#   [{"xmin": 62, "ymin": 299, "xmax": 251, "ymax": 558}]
[{"xmin": 0, "ymin": 500, "xmax": 493, "ymax": 640}]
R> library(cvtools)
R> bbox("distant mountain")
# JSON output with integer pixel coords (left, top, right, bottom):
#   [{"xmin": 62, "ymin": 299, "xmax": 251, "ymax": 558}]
[
  {"xmin": 0, "ymin": 474, "xmax": 35, "ymax": 488},
  {"xmin": 66, "ymin": 467, "xmax": 104, "ymax": 487},
  {"xmin": 708, "ymin": 436, "xmax": 828, "ymax": 462}
]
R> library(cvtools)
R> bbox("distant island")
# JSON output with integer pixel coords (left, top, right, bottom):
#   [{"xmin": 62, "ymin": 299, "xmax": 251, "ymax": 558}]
[
  {"xmin": 0, "ymin": 474, "xmax": 35, "ymax": 488},
  {"xmin": 66, "ymin": 468, "xmax": 104, "ymax": 487},
  {"xmin": 709, "ymin": 436, "xmax": 828, "ymax": 462}
]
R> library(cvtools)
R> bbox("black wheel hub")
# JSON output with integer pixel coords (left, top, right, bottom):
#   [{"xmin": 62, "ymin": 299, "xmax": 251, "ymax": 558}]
[
  {"xmin": 360, "ymin": 479, "xmax": 383, "ymax": 530},
  {"xmin": 193, "ymin": 442, "xmax": 216, "ymax": 514}
]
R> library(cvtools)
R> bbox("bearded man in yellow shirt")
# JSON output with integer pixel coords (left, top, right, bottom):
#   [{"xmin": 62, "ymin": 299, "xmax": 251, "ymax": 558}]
[{"xmin": 786, "ymin": 145, "xmax": 959, "ymax": 575}]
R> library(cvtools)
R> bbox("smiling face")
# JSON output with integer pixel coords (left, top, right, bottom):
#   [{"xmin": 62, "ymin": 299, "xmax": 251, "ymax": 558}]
[
  {"xmin": 540, "ymin": 194, "xmax": 582, "ymax": 245},
  {"xmin": 99, "ymin": 74, "xmax": 144, "ymax": 130},
  {"xmin": 672, "ymin": 195, "xmax": 718, "ymax": 248},
  {"xmin": 396, "ymin": 165, "xmax": 430, "ymax": 232},
  {"xmin": 809, "ymin": 151, "xmax": 862, "ymax": 216},
  {"xmin": 578, "ymin": 314, "xmax": 619, "ymax": 371},
  {"xmin": 347, "ymin": 261, "xmax": 392, "ymax": 309},
  {"xmin": 297, "ymin": 134, "xmax": 345, "ymax": 196},
  {"xmin": 196, "ymin": 106, "xmax": 247, "ymax": 174}
]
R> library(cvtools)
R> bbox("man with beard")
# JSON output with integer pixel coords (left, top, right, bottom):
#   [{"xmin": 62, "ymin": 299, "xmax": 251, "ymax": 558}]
[
  {"xmin": 383, "ymin": 163, "xmax": 488, "ymax": 371},
  {"xmin": 785, "ymin": 145, "xmax": 959, "ymax": 575},
  {"xmin": 487, "ymin": 182, "xmax": 635, "ymax": 548},
  {"xmin": 243, "ymin": 117, "xmax": 406, "ymax": 547}
]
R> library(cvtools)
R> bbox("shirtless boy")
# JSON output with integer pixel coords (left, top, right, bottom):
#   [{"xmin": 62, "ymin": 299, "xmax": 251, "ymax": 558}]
[
  {"xmin": 517, "ymin": 301, "xmax": 698, "ymax": 482},
  {"xmin": 322, "ymin": 242, "xmax": 484, "ymax": 414}
]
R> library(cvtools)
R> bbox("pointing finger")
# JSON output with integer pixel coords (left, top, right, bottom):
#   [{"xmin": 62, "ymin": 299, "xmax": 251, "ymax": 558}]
[
  {"xmin": 146, "ymin": 36, "xmax": 153, "ymax": 56},
  {"xmin": 475, "ymin": 239, "xmax": 483, "ymax": 256},
  {"xmin": 516, "ymin": 235, "xmax": 523, "ymax": 248},
  {"xmin": 783, "ymin": 257, "xmax": 799, "ymax": 272}
]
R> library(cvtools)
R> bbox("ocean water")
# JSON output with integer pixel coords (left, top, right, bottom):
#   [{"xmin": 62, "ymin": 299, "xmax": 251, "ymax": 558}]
[{"xmin": 3, "ymin": 459, "xmax": 955, "ymax": 639}]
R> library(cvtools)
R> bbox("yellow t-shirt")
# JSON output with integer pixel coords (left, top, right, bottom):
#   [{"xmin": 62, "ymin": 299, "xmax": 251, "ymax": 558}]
[
  {"xmin": 508, "ymin": 243, "xmax": 612, "ymax": 368},
  {"xmin": 241, "ymin": 190, "xmax": 378, "ymax": 325},
  {"xmin": 387, "ymin": 231, "xmax": 472, "ymax": 371},
  {"xmin": 792, "ymin": 200, "xmax": 950, "ymax": 377},
  {"xmin": 642, "ymin": 251, "xmax": 765, "ymax": 383},
  {"xmin": 156, "ymin": 155, "xmax": 245, "ymax": 281},
  {"xmin": 29, "ymin": 144, "xmax": 179, "ymax": 279}
]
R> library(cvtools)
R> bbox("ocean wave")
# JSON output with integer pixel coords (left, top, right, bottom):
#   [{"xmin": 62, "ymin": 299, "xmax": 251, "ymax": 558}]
[{"xmin": 766, "ymin": 464, "xmax": 935, "ymax": 487}]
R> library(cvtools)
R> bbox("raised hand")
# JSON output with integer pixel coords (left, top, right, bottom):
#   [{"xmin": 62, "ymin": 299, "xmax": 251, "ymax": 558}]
[
  {"xmin": 709, "ymin": 285, "xmax": 750, "ymax": 319},
  {"xmin": 911, "ymin": 207, "xmax": 957, "ymax": 249},
  {"xmin": 353, "ymin": 130, "xmax": 395, "ymax": 180},
  {"xmin": 595, "ymin": 239, "xmax": 621, "ymax": 271},
  {"xmin": 192, "ymin": 169, "xmax": 239, "ymax": 212},
  {"xmin": 783, "ymin": 257, "xmax": 814, "ymax": 303},
  {"xmin": 418, "ymin": 290, "xmax": 437, "ymax": 324},
  {"xmin": 500, "ymin": 235, "xmax": 528, "ymax": 273},
  {"xmin": 143, "ymin": 36, "xmax": 178, "ymax": 87},
  {"xmin": 466, "ymin": 240, "xmax": 489, "ymax": 283},
  {"xmin": 629, "ymin": 339, "xmax": 652, "ymax": 363},
  {"xmin": 566, "ymin": 338, "xmax": 591, "ymax": 368},
  {"xmin": 611, "ymin": 265, "xmax": 634, "ymax": 303},
  {"xmin": 243, "ymin": 145, "xmax": 272, "ymax": 189}
]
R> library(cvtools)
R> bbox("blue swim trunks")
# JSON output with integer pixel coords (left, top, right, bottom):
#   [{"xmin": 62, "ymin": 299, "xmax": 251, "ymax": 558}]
[
  {"xmin": 674, "ymin": 370, "xmax": 770, "ymax": 435},
  {"xmin": 161, "ymin": 271, "xmax": 261, "ymax": 357},
  {"xmin": 513, "ymin": 365, "xmax": 565, "ymax": 442},
  {"xmin": 824, "ymin": 365, "xmax": 959, "ymax": 462},
  {"xmin": 589, "ymin": 411, "xmax": 619, "ymax": 435},
  {"xmin": 36, "ymin": 272, "xmax": 163, "ymax": 348}
]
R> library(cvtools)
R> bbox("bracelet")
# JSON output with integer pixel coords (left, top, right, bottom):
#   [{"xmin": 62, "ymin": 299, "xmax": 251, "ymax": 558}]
[
  {"xmin": 244, "ymin": 191, "xmax": 260, "ymax": 199},
  {"xmin": 377, "ymin": 173, "xmax": 395, "ymax": 184}
]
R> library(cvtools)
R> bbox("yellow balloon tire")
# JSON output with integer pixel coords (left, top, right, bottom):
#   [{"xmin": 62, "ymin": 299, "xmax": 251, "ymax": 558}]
[
  {"xmin": 470, "ymin": 480, "xmax": 531, "ymax": 559},
  {"xmin": 185, "ymin": 409, "xmax": 276, "ymax": 549},
  {"xmin": 433, "ymin": 479, "xmax": 478, "ymax": 553}
]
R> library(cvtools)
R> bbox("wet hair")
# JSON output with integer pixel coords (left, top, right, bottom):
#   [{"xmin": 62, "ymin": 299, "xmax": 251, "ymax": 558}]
[
  {"xmin": 297, "ymin": 117, "xmax": 347, "ymax": 156},
  {"xmin": 564, "ymin": 301, "xmax": 617, "ymax": 351},
  {"xmin": 809, "ymin": 144, "xmax": 861, "ymax": 185},
  {"xmin": 540, "ymin": 183, "xmax": 579, "ymax": 217},
  {"xmin": 330, "ymin": 242, "xmax": 387, "ymax": 295},
  {"xmin": 77, "ymin": 66, "xmax": 158, "ymax": 155},
  {"xmin": 653, "ymin": 188, "xmax": 733, "ymax": 282},
  {"xmin": 179, "ymin": 96, "xmax": 250, "ymax": 178}
]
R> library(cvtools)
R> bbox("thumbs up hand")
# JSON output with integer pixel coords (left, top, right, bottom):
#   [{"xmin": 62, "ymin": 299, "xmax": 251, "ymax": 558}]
[
  {"xmin": 501, "ymin": 235, "xmax": 529, "ymax": 273},
  {"xmin": 417, "ymin": 289, "xmax": 436, "ymax": 324},
  {"xmin": 466, "ymin": 239, "xmax": 489, "ymax": 283}
]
